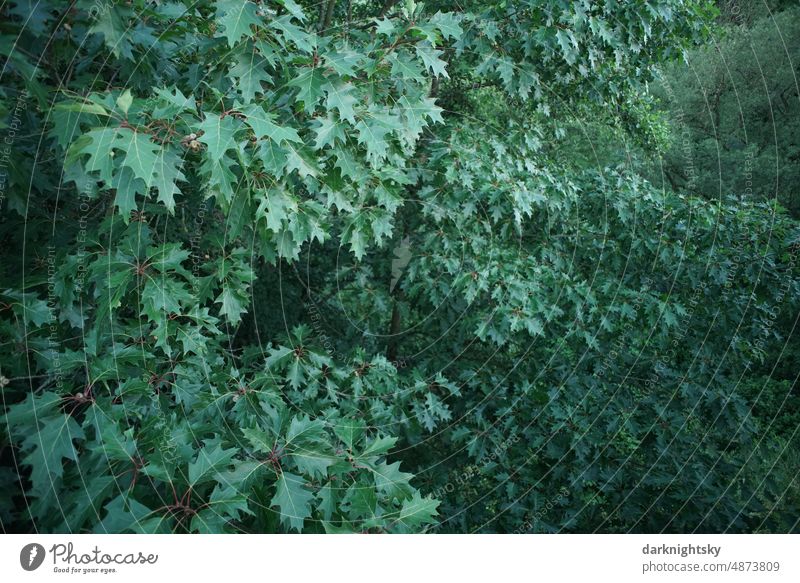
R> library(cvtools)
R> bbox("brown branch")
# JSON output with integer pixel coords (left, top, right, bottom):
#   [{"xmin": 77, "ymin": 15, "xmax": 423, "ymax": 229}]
[
  {"xmin": 429, "ymin": 76, "xmax": 440, "ymax": 98},
  {"xmin": 322, "ymin": 0, "xmax": 337, "ymax": 31},
  {"xmin": 317, "ymin": 1, "xmax": 328, "ymax": 30}
]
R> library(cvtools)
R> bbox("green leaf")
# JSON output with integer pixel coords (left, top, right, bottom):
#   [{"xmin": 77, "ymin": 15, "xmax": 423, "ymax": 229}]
[
  {"xmin": 2, "ymin": 289, "xmax": 52, "ymax": 327},
  {"xmin": 95, "ymin": 495, "xmax": 158, "ymax": 534},
  {"xmin": 256, "ymin": 187, "xmax": 295, "ymax": 232},
  {"xmin": 344, "ymin": 481, "xmax": 377, "ymax": 519},
  {"xmin": 4, "ymin": 391, "xmax": 61, "ymax": 427},
  {"xmin": 196, "ymin": 114, "xmax": 242, "ymax": 202},
  {"xmin": 114, "ymin": 131, "xmax": 162, "ymax": 188},
  {"xmin": 207, "ymin": 483, "xmax": 253, "ymax": 520},
  {"xmin": 75, "ymin": 127, "xmax": 116, "ymax": 182},
  {"xmin": 397, "ymin": 95, "xmax": 443, "ymax": 145},
  {"xmin": 374, "ymin": 17, "xmax": 395, "ymax": 36},
  {"xmin": 79, "ymin": 128, "xmax": 167, "ymax": 192},
  {"xmin": 230, "ymin": 50, "xmax": 272, "ymax": 102},
  {"xmin": 90, "ymin": 9, "xmax": 134, "ymax": 60},
  {"xmin": 333, "ymin": 147, "xmax": 366, "ymax": 181},
  {"xmin": 556, "ymin": 29, "xmax": 578, "ymax": 65},
  {"xmin": 197, "ymin": 113, "xmax": 240, "ymax": 159},
  {"xmin": 116, "ymin": 89, "xmax": 133, "ymax": 115},
  {"xmin": 270, "ymin": 15, "xmax": 315, "ymax": 54},
  {"xmin": 317, "ymin": 482, "xmax": 337, "ymax": 521},
  {"xmin": 333, "ymin": 417, "xmax": 365, "ymax": 449},
  {"xmin": 355, "ymin": 108, "xmax": 401, "ymax": 165},
  {"xmin": 151, "ymin": 147, "xmax": 186, "ymax": 212},
  {"xmin": 270, "ymin": 472, "xmax": 314, "ymax": 532},
  {"xmin": 370, "ymin": 460, "xmax": 414, "ymax": 500},
  {"xmin": 396, "ymin": 491, "xmax": 439, "ymax": 529},
  {"xmin": 388, "ymin": 51, "xmax": 423, "ymax": 81},
  {"xmin": 112, "ymin": 166, "xmax": 143, "ymax": 219},
  {"xmin": 188, "ymin": 441, "xmax": 238, "ymax": 486},
  {"xmin": 324, "ymin": 82, "xmax": 358, "ymax": 125},
  {"xmin": 285, "ymin": 143, "xmax": 319, "ymax": 178},
  {"xmin": 324, "ymin": 49, "xmax": 363, "ymax": 78},
  {"xmin": 349, "ymin": 226, "xmax": 368, "ymax": 260},
  {"xmin": 415, "ymin": 44, "xmax": 449, "ymax": 78},
  {"xmin": 286, "ymin": 355, "xmax": 305, "ymax": 388},
  {"xmin": 265, "ymin": 345, "xmax": 293, "ymax": 369},
  {"xmin": 291, "ymin": 450, "xmax": 333, "ymax": 479},
  {"xmin": 359, "ymin": 435, "xmax": 398, "ymax": 458},
  {"xmin": 312, "ymin": 115, "xmax": 345, "ymax": 150},
  {"xmin": 258, "ymin": 139, "xmax": 289, "ymax": 176},
  {"xmin": 149, "ymin": 242, "xmax": 192, "ymax": 273},
  {"xmin": 242, "ymin": 427, "xmax": 275, "ymax": 453},
  {"xmin": 21, "ymin": 415, "xmax": 85, "ymax": 495},
  {"xmin": 240, "ymin": 104, "xmax": 302, "ymax": 144},
  {"xmin": 288, "ymin": 67, "xmax": 325, "ymax": 113},
  {"xmin": 215, "ymin": 286, "xmax": 248, "ymax": 325},
  {"xmin": 277, "ymin": 0, "xmax": 306, "ymax": 22},
  {"xmin": 215, "ymin": 0, "xmax": 262, "ymax": 47},
  {"xmin": 286, "ymin": 415, "xmax": 325, "ymax": 447},
  {"xmin": 430, "ymin": 11, "xmax": 463, "ymax": 41},
  {"xmin": 88, "ymin": 414, "xmax": 138, "ymax": 461},
  {"xmin": 153, "ymin": 86, "xmax": 197, "ymax": 117},
  {"xmin": 141, "ymin": 277, "xmax": 192, "ymax": 322},
  {"xmin": 54, "ymin": 101, "xmax": 110, "ymax": 117}
]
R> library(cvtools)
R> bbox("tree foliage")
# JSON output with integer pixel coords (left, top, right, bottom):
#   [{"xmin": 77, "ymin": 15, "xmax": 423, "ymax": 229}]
[
  {"xmin": 0, "ymin": 0, "xmax": 797, "ymax": 533},
  {"xmin": 652, "ymin": 5, "xmax": 800, "ymax": 214}
]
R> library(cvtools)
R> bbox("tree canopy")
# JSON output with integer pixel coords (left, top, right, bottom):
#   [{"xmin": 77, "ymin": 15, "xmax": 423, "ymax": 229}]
[{"xmin": 1, "ymin": 0, "xmax": 798, "ymax": 533}]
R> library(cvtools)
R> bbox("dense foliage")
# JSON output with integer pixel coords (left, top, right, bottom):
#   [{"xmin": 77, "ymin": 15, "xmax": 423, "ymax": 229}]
[
  {"xmin": 652, "ymin": 2, "xmax": 800, "ymax": 214},
  {"xmin": 1, "ymin": 0, "xmax": 797, "ymax": 533}
]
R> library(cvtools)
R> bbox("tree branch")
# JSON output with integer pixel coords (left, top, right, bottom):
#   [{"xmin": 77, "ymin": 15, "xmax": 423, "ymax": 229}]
[{"xmin": 322, "ymin": 0, "xmax": 337, "ymax": 32}]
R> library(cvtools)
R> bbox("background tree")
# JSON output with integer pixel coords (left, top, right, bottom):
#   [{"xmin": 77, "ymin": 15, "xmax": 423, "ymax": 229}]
[{"xmin": 651, "ymin": 3, "xmax": 800, "ymax": 214}]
